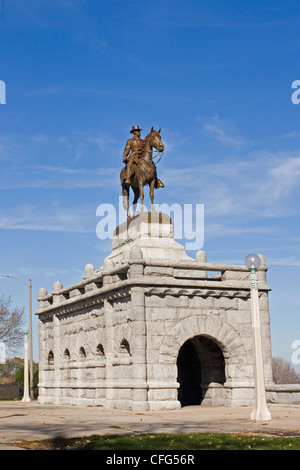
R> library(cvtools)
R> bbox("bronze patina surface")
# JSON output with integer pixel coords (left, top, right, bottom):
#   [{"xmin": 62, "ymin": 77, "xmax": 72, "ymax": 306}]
[{"xmin": 120, "ymin": 125, "xmax": 164, "ymax": 217}]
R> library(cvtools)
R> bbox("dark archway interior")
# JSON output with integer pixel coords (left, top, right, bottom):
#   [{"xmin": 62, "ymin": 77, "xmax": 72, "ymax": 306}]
[{"xmin": 176, "ymin": 335, "xmax": 226, "ymax": 407}]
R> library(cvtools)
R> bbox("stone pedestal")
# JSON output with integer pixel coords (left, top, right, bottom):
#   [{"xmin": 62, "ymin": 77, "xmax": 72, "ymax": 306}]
[
  {"xmin": 107, "ymin": 211, "xmax": 193, "ymax": 263},
  {"xmin": 36, "ymin": 212, "xmax": 278, "ymax": 410}
]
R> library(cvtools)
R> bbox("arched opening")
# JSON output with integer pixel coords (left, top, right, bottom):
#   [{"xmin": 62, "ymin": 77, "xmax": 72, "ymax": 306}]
[
  {"xmin": 48, "ymin": 350, "xmax": 54, "ymax": 365},
  {"xmin": 79, "ymin": 346, "xmax": 86, "ymax": 358},
  {"xmin": 176, "ymin": 335, "xmax": 226, "ymax": 407},
  {"xmin": 64, "ymin": 348, "xmax": 70, "ymax": 359},
  {"xmin": 120, "ymin": 339, "xmax": 131, "ymax": 355},
  {"xmin": 96, "ymin": 343, "xmax": 105, "ymax": 356}
]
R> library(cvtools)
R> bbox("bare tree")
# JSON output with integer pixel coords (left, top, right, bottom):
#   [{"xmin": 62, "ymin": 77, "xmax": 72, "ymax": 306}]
[
  {"xmin": 0, "ymin": 295, "xmax": 24, "ymax": 350},
  {"xmin": 272, "ymin": 357, "xmax": 300, "ymax": 384}
]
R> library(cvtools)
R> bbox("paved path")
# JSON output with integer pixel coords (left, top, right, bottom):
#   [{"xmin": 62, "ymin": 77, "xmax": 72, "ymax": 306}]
[{"xmin": 0, "ymin": 401, "xmax": 299, "ymax": 449}]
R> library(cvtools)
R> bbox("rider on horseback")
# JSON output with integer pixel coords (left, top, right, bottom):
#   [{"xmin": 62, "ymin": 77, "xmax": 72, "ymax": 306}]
[
  {"xmin": 122, "ymin": 125, "xmax": 164, "ymax": 188},
  {"xmin": 122, "ymin": 125, "xmax": 144, "ymax": 185},
  {"xmin": 121, "ymin": 125, "xmax": 165, "ymax": 217}
]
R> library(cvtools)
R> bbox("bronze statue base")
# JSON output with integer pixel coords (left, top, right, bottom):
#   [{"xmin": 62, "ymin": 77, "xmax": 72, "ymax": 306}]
[{"xmin": 114, "ymin": 211, "xmax": 172, "ymax": 237}]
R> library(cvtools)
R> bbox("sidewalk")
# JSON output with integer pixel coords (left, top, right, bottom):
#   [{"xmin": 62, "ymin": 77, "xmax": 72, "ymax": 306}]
[{"xmin": 0, "ymin": 401, "xmax": 299, "ymax": 449}]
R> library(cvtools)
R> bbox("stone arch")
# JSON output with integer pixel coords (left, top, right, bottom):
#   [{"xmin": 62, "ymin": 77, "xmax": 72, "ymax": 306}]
[
  {"xmin": 114, "ymin": 323, "xmax": 132, "ymax": 355},
  {"xmin": 59, "ymin": 337, "xmax": 72, "ymax": 360},
  {"xmin": 159, "ymin": 315, "xmax": 249, "ymax": 382},
  {"xmin": 79, "ymin": 346, "xmax": 86, "ymax": 358},
  {"xmin": 119, "ymin": 339, "xmax": 131, "ymax": 355},
  {"xmin": 48, "ymin": 350, "xmax": 54, "ymax": 365},
  {"xmin": 177, "ymin": 335, "xmax": 226, "ymax": 406},
  {"xmin": 96, "ymin": 343, "xmax": 105, "ymax": 357},
  {"xmin": 75, "ymin": 330, "xmax": 88, "ymax": 359},
  {"xmin": 63, "ymin": 348, "xmax": 71, "ymax": 359}
]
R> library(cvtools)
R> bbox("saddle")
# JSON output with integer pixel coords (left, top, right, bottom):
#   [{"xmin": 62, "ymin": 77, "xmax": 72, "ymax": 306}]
[{"xmin": 122, "ymin": 162, "xmax": 164, "ymax": 188}]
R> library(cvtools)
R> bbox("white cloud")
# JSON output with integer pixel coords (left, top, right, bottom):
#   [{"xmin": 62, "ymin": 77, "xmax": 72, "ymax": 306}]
[
  {"xmin": 0, "ymin": 203, "xmax": 96, "ymax": 233},
  {"xmin": 160, "ymin": 149, "xmax": 300, "ymax": 219},
  {"xmin": 268, "ymin": 256, "xmax": 300, "ymax": 267},
  {"xmin": 267, "ymin": 155, "xmax": 300, "ymax": 198},
  {"xmin": 0, "ymin": 165, "xmax": 118, "ymax": 189},
  {"xmin": 198, "ymin": 115, "xmax": 245, "ymax": 148},
  {"xmin": 205, "ymin": 223, "xmax": 273, "ymax": 236},
  {"xmin": 56, "ymin": 129, "xmax": 119, "ymax": 162}
]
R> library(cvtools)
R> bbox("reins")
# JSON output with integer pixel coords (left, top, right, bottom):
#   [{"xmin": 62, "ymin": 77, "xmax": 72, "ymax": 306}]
[{"xmin": 152, "ymin": 149, "xmax": 164, "ymax": 164}]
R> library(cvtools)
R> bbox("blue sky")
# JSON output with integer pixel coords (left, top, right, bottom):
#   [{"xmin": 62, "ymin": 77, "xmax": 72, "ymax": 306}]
[{"xmin": 0, "ymin": 0, "xmax": 300, "ymax": 372}]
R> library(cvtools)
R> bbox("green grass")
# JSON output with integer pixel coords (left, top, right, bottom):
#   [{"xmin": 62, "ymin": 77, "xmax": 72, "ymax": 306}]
[
  {"xmin": 20, "ymin": 432, "xmax": 300, "ymax": 450},
  {"xmin": 79, "ymin": 433, "xmax": 300, "ymax": 450}
]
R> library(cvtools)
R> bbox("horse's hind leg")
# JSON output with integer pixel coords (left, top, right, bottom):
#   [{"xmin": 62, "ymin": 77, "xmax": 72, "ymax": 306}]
[
  {"xmin": 139, "ymin": 181, "xmax": 144, "ymax": 213},
  {"xmin": 122, "ymin": 186, "xmax": 130, "ymax": 218}
]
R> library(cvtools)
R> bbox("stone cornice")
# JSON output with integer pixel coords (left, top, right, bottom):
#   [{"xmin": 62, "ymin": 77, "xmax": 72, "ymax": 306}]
[{"xmin": 36, "ymin": 272, "xmax": 270, "ymax": 319}]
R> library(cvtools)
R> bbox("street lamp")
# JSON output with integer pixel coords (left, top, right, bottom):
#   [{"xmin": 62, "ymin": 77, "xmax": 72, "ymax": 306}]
[
  {"xmin": 0, "ymin": 275, "xmax": 33, "ymax": 400},
  {"xmin": 21, "ymin": 326, "xmax": 30, "ymax": 402},
  {"xmin": 245, "ymin": 254, "xmax": 271, "ymax": 421}
]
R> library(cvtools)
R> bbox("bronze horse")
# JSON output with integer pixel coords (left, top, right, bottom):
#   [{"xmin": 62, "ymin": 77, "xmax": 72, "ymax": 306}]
[{"xmin": 120, "ymin": 127, "xmax": 164, "ymax": 217}]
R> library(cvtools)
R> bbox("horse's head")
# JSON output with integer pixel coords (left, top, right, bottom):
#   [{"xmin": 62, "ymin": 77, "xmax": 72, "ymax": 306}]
[{"xmin": 149, "ymin": 126, "xmax": 164, "ymax": 152}]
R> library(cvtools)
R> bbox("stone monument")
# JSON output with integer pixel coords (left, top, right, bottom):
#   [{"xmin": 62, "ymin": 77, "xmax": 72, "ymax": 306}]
[{"xmin": 36, "ymin": 126, "xmax": 300, "ymax": 409}]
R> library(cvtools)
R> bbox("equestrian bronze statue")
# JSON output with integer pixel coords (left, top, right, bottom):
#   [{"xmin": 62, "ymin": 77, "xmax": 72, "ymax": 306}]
[{"xmin": 120, "ymin": 125, "xmax": 164, "ymax": 218}]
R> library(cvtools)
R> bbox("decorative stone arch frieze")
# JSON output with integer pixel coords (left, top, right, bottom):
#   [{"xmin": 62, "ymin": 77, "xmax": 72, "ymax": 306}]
[
  {"xmin": 159, "ymin": 314, "xmax": 250, "ymax": 381},
  {"xmin": 63, "ymin": 348, "xmax": 71, "ymax": 359},
  {"xmin": 119, "ymin": 338, "xmax": 131, "ymax": 355},
  {"xmin": 48, "ymin": 350, "xmax": 54, "ymax": 365},
  {"xmin": 114, "ymin": 323, "xmax": 132, "ymax": 356},
  {"xmin": 96, "ymin": 343, "xmax": 105, "ymax": 357},
  {"xmin": 75, "ymin": 330, "xmax": 88, "ymax": 358},
  {"xmin": 79, "ymin": 346, "xmax": 87, "ymax": 358}
]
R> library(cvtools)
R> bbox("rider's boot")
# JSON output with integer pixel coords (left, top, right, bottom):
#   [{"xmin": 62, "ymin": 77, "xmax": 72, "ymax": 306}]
[
  {"xmin": 155, "ymin": 178, "xmax": 164, "ymax": 188},
  {"xmin": 125, "ymin": 162, "xmax": 132, "ymax": 184}
]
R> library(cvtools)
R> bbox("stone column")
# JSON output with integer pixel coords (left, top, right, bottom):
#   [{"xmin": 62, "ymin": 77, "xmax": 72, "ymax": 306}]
[
  {"xmin": 51, "ymin": 313, "xmax": 61, "ymax": 402},
  {"xmin": 196, "ymin": 250, "xmax": 208, "ymax": 278},
  {"xmin": 37, "ymin": 317, "xmax": 46, "ymax": 403},
  {"xmin": 37, "ymin": 288, "xmax": 47, "ymax": 403},
  {"xmin": 103, "ymin": 259, "xmax": 115, "ymax": 408},
  {"xmin": 129, "ymin": 246, "xmax": 149, "ymax": 411},
  {"xmin": 52, "ymin": 281, "xmax": 63, "ymax": 403},
  {"xmin": 250, "ymin": 268, "xmax": 271, "ymax": 421},
  {"xmin": 257, "ymin": 255, "xmax": 273, "ymax": 384}
]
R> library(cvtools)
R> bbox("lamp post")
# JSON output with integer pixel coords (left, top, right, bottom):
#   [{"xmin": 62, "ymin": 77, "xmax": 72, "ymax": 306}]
[
  {"xmin": 245, "ymin": 254, "xmax": 271, "ymax": 421},
  {"xmin": 21, "ymin": 326, "xmax": 31, "ymax": 402},
  {"xmin": 0, "ymin": 274, "xmax": 33, "ymax": 400}
]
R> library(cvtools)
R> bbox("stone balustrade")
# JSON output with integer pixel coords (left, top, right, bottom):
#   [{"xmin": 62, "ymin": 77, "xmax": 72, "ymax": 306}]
[{"xmin": 37, "ymin": 252, "xmax": 270, "ymax": 315}]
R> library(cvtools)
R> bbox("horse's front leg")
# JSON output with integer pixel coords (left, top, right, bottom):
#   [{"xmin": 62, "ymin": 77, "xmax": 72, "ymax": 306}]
[
  {"xmin": 150, "ymin": 179, "xmax": 156, "ymax": 212},
  {"xmin": 127, "ymin": 193, "xmax": 130, "ymax": 218}
]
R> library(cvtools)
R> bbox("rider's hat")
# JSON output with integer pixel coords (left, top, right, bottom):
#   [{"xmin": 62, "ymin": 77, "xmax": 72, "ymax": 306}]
[{"xmin": 130, "ymin": 125, "xmax": 142, "ymax": 134}]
